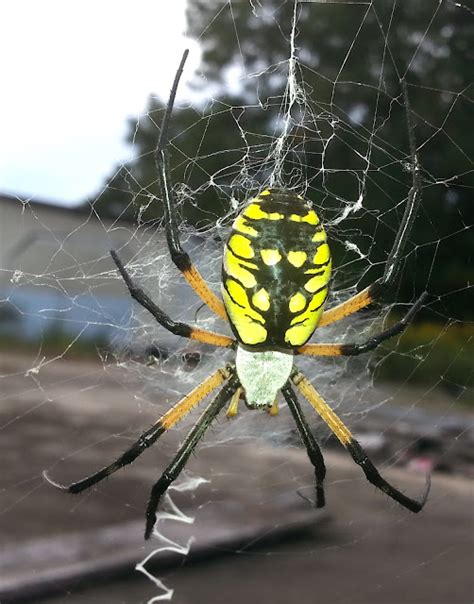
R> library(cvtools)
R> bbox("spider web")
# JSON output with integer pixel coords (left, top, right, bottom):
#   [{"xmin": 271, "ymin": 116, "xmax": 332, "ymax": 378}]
[{"xmin": 0, "ymin": 1, "xmax": 472, "ymax": 603}]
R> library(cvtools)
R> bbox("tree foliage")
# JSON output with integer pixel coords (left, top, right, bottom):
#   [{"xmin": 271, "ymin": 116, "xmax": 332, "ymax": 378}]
[{"xmin": 90, "ymin": 0, "xmax": 472, "ymax": 320}]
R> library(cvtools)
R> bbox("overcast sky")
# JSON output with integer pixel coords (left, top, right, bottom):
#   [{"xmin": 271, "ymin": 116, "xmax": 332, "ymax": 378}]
[{"xmin": 0, "ymin": 1, "xmax": 200, "ymax": 206}]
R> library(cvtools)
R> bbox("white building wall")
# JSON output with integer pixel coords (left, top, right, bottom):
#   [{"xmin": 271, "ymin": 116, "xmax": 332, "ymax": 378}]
[
  {"xmin": 0, "ymin": 195, "xmax": 145, "ymax": 342},
  {"xmin": 0, "ymin": 196, "xmax": 135, "ymax": 293},
  {"xmin": 0, "ymin": 195, "xmax": 218, "ymax": 352}
]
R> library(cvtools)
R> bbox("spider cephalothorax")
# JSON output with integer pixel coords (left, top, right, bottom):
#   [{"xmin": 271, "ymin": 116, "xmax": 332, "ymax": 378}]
[{"xmin": 45, "ymin": 50, "xmax": 430, "ymax": 540}]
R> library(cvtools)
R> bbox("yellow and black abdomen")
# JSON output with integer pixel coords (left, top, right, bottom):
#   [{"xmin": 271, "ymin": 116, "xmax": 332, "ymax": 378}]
[{"xmin": 222, "ymin": 188, "xmax": 331, "ymax": 348}]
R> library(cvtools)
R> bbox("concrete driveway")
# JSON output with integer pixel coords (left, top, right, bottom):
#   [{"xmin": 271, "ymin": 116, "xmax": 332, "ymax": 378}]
[{"xmin": 0, "ymin": 352, "xmax": 472, "ymax": 603}]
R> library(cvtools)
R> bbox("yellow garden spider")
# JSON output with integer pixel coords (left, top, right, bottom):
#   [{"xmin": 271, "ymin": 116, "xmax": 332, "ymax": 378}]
[{"xmin": 45, "ymin": 50, "xmax": 430, "ymax": 539}]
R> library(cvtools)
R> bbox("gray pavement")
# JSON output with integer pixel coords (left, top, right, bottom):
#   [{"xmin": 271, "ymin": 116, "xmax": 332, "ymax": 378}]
[
  {"xmin": 1, "ymin": 352, "xmax": 473, "ymax": 604},
  {"xmin": 35, "ymin": 463, "xmax": 473, "ymax": 604}
]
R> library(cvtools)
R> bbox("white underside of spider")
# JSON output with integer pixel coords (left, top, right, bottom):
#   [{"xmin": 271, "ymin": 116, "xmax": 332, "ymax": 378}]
[{"xmin": 235, "ymin": 346, "xmax": 294, "ymax": 408}]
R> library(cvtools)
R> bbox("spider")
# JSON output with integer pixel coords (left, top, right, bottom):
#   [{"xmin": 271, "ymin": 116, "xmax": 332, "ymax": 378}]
[{"xmin": 45, "ymin": 50, "xmax": 430, "ymax": 540}]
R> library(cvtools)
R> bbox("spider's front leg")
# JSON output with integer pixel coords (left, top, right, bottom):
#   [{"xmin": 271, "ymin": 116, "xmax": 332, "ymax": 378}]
[
  {"xmin": 154, "ymin": 49, "xmax": 227, "ymax": 321},
  {"xmin": 299, "ymin": 291, "xmax": 427, "ymax": 358},
  {"xmin": 110, "ymin": 249, "xmax": 234, "ymax": 349}
]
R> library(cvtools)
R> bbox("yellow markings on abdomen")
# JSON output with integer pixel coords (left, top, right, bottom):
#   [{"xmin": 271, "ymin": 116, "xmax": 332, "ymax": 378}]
[
  {"xmin": 223, "ymin": 189, "xmax": 332, "ymax": 348},
  {"xmin": 229, "ymin": 233, "xmax": 255, "ymax": 258},
  {"xmin": 224, "ymin": 248, "xmax": 257, "ymax": 289},
  {"xmin": 312, "ymin": 230, "xmax": 327, "ymax": 243},
  {"xmin": 305, "ymin": 243, "xmax": 331, "ymax": 293},
  {"xmin": 285, "ymin": 286, "xmax": 329, "ymax": 346},
  {"xmin": 313, "ymin": 243, "xmax": 330, "ymax": 265},
  {"xmin": 222, "ymin": 279, "xmax": 267, "ymax": 345},
  {"xmin": 291, "ymin": 287, "xmax": 327, "ymax": 326},
  {"xmin": 260, "ymin": 249, "xmax": 282, "ymax": 266},
  {"xmin": 252, "ymin": 288, "xmax": 270, "ymax": 311},
  {"xmin": 289, "ymin": 210, "xmax": 319, "ymax": 225},
  {"xmin": 224, "ymin": 233, "xmax": 258, "ymax": 289},
  {"xmin": 305, "ymin": 264, "xmax": 332, "ymax": 294},
  {"xmin": 225, "ymin": 279, "xmax": 248, "ymax": 309},
  {"xmin": 233, "ymin": 215, "xmax": 258, "ymax": 237},
  {"xmin": 287, "ymin": 251, "xmax": 307, "ymax": 268},
  {"xmin": 289, "ymin": 292, "xmax": 306, "ymax": 313},
  {"xmin": 244, "ymin": 204, "xmax": 284, "ymax": 221}
]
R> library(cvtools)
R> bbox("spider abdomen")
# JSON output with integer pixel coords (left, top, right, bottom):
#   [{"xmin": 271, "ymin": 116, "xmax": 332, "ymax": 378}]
[{"xmin": 222, "ymin": 188, "xmax": 331, "ymax": 348}]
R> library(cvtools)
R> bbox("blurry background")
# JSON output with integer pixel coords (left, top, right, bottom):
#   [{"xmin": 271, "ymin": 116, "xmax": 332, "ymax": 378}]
[{"xmin": 0, "ymin": 1, "xmax": 472, "ymax": 603}]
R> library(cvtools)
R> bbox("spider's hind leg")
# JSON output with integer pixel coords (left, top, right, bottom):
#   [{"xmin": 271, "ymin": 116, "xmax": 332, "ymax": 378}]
[
  {"xmin": 292, "ymin": 371, "xmax": 430, "ymax": 513},
  {"xmin": 282, "ymin": 384, "xmax": 326, "ymax": 508},
  {"xmin": 110, "ymin": 249, "xmax": 234, "ymax": 349}
]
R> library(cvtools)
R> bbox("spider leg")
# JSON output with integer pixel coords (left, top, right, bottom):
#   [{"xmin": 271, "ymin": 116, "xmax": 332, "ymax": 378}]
[
  {"xmin": 291, "ymin": 370, "xmax": 430, "ymax": 513},
  {"xmin": 145, "ymin": 373, "xmax": 240, "ymax": 540},
  {"xmin": 299, "ymin": 291, "xmax": 427, "ymax": 357},
  {"xmin": 43, "ymin": 366, "xmax": 232, "ymax": 493},
  {"xmin": 319, "ymin": 79, "xmax": 422, "ymax": 329},
  {"xmin": 154, "ymin": 49, "xmax": 227, "ymax": 321},
  {"xmin": 281, "ymin": 385, "xmax": 326, "ymax": 508},
  {"xmin": 111, "ymin": 250, "xmax": 234, "ymax": 349},
  {"xmin": 318, "ymin": 282, "xmax": 384, "ymax": 328}
]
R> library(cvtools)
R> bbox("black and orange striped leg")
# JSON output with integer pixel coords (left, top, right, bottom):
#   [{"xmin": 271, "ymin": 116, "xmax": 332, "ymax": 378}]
[
  {"xmin": 43, "ymin": 367, "xmax": 233, "ymax": 494},
  {"xmin": 291, "ymin": 371, "xmax": 430, "ymax": 513},
  {"xmin": 282, "ymin": 385, "xmax": 326, "ymax": 508},
  {"xmin": 318, "ymin": 280, "xmax": 386, "ymax": 328},
  {"xmin": 299, "ymin": 292, "xmax": 427, "ymax": 357},
  {"xmin": 145, "ymin": 373, "xmax": 240, "ymax": 539},
  {"xmin": 154, "ymin": 50, "xmax": 227, "ymax": 322},
  {"xmin": 346, "ymin": 439, "xmax": 430, "ymax": 513},
  {"xmin": 319, "ymin": 79, "xmax": 422, "ymax": 329},
  {"xmin": 111, "ymin": 250, "xmax": 234, "ymax": 349}
]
